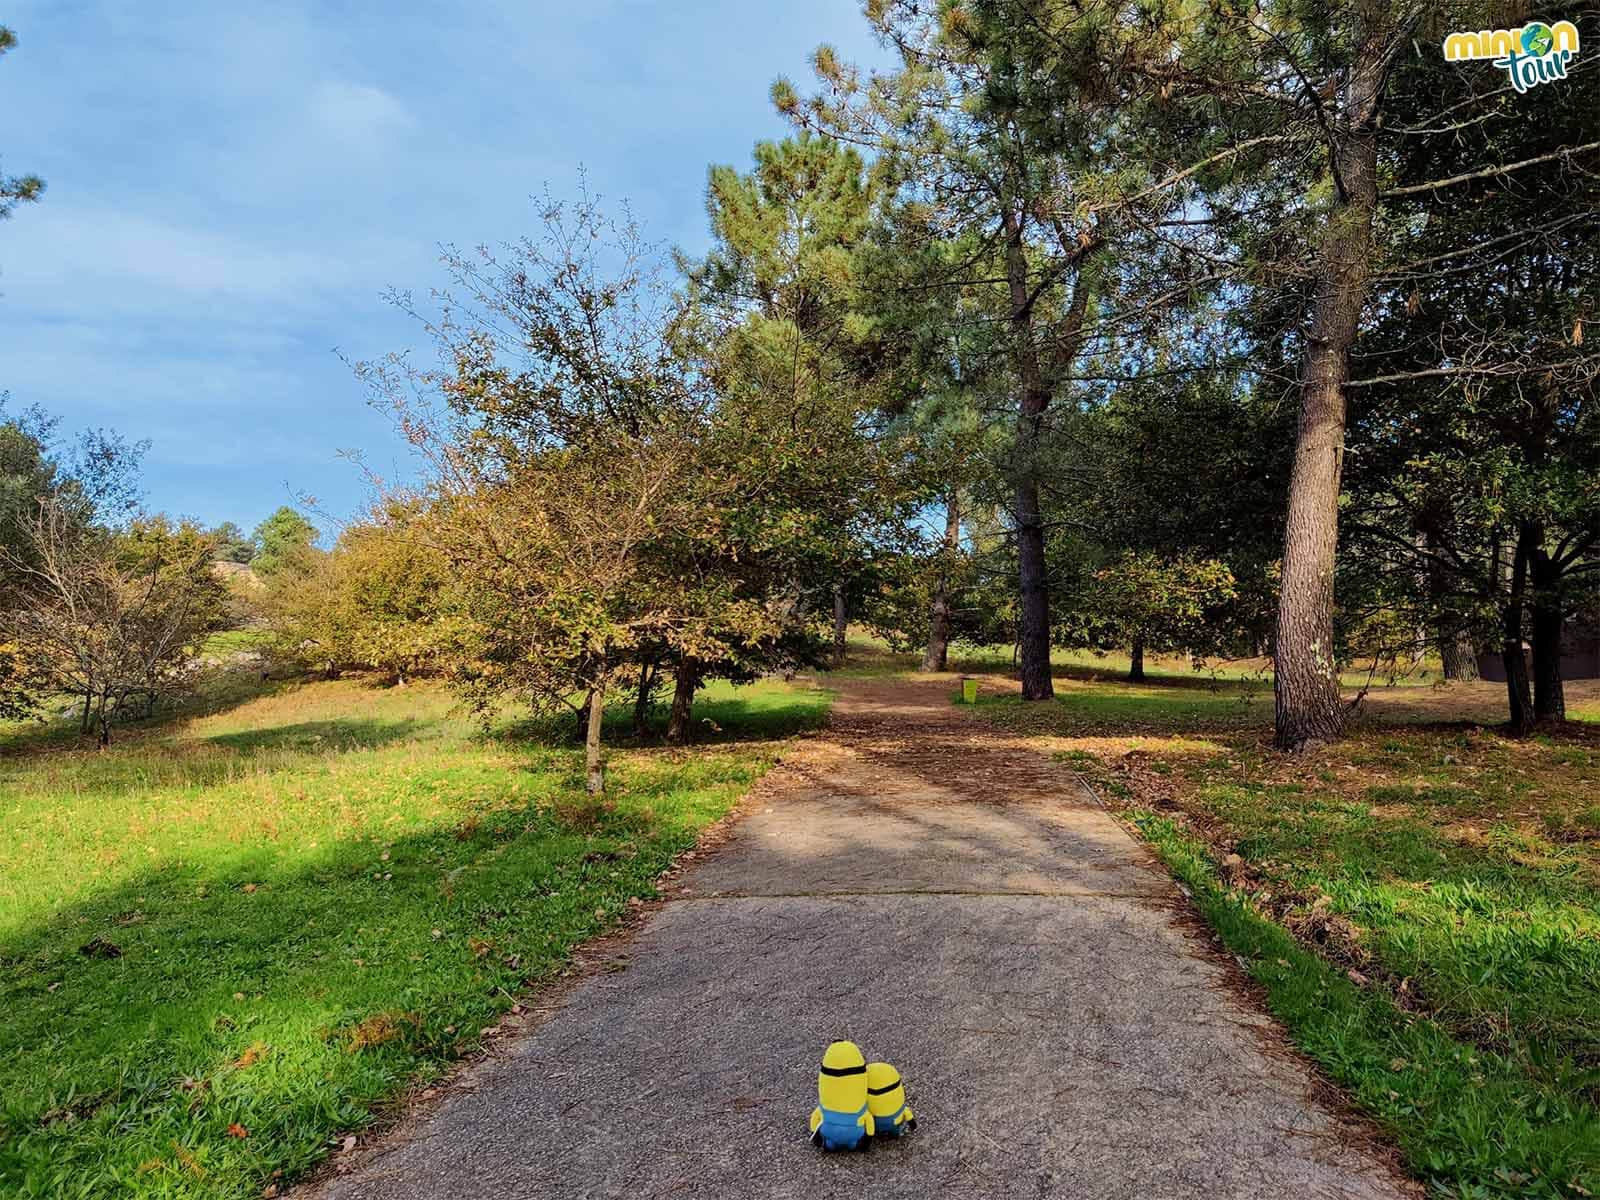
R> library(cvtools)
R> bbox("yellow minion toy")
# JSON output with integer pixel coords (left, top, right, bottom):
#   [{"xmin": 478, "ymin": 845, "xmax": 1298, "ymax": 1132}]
[
  {"xmin": 864, "ymin": 1062, "xmax": 915, "ymax": 1137},
  {"xmin": 808, "ymin": 1041, "xmax": 875, "ymax": 1151}
]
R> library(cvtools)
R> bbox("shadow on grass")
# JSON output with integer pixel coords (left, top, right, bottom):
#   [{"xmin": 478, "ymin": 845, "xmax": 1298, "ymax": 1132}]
[
  {"xmin": 494, "ymin": 684, "xmax": 832, "ymax": 751},
  {"xmin": 1133, "ymin": 810, "xmax": 1600, "ymax": 1197},
  {"xmin": 669, "ymin": 691, "xmax": 832, "ymax": 743},
  {"xmin": 0, "ymin": 716, "xmax": 460, "ymax": 811},
  {"xmin": 0, "ymin": 751, "xmax": 743, "ymax": 1199},
  {"xmin": 203, "ymin": 717, "xmax": 434, "ymax": 756},
  {"xmin": 0, "ymin": 670, "xmax": 294, "ymax": 759},
  {"xmin": 970, "ymin": 688, "xmax": 1268, "ymax": 740},
  {"xmin": 4, "ymin": 682, "xmax": 829, "ymax": 828},
  {"xmin": 1046, "ymin": 662, "xmax": 1266, "ymax": 692},
  {"xmin": 843, "ymin": 642, "xmax": 1268, "ymax": 695}
]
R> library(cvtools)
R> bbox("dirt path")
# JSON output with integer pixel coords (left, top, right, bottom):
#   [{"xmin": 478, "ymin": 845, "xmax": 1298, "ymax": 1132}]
[{"xmin": 311, "ymin": 673, "xmax": 1413, "ymax": 1200}]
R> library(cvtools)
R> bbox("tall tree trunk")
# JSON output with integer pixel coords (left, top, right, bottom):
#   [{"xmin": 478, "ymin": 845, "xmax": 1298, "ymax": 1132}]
[
  {"xmin": 1424, "ymin": 529, "xmax": 1478, "ymax": 680},
  {"xmin": 1439, "ymin": 637, "xmax": 1480, "ymax": 682},
  {"xmin": 1529, "ymin": 540, "xmax": 1566, "ymax": 722},
  {"xmin": 95, "ymin": 693, "xmax": 111, "ymax": 749},
  {"xmin": 1503, "ymin": 526, "xmax": 1535, "ymax": 735},
  {"xmin": 1128, "ymin": 636, "xmax": 1146, "ymax": 683},
  {"xmin": 1273, "ymin": 8, "xmax": 1390, "ymax": 750},
  {"xmin": 584, "ymin": 686, "xmax": 606, "ymax": 796},
  {"xmin": 921, "ymin": 594, "xmax": 952, "ymax": 673},
  {"xmin": 1004, "ymin": 211, "xmax": 1053, "ymax": 700},
  {"xmin": 920, "ymin": 491, "xmax": 960, "ymax": 673},
  {"xmin": 831, "ymin": 584, "xmax": 848, "ymax": 667},
  {"xmin": 632, "ymin": 657, "xmax": 658, "ymax": 739},
  {"xmin": 80, "ymin": 691, "xmax": 93, "ymax": 734},
  {"xmin": 1002, "ymin": 213, "xmax": 1093, "ymax": 702},
  {"xmin": 666, "ymin": 657, "xmax": 698, "ymax": 745},
  {"xmin": 1013, "ymin": 470, "xmax": 1052, "ymax": 699}
]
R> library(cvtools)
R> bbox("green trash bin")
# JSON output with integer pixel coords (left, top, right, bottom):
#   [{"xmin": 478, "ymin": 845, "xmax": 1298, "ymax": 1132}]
[{"xmin": 961, "ymin": 677, "xmax": 979, "ymax": 704}]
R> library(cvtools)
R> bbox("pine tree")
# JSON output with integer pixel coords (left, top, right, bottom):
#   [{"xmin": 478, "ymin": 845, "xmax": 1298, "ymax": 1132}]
[{"xmin": 0, "ymin": 28, "xmax": 44, "ymax": 225}]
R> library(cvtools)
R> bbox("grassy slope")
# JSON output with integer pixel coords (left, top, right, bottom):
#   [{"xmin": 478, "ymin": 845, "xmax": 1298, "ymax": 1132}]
[
  {"xmin": 0, "ymin": 675, "xmax": 829, "ymax": 1199},
  {"xmin": 951, "ymin": 650, "xmax": 1600, "ymax": 1199}
]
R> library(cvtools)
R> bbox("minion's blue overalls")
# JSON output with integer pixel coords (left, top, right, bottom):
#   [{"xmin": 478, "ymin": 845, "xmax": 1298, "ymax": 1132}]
[{"xmin": 813, "ymin": 1101, "xmax": 872, "ymax": 1151}]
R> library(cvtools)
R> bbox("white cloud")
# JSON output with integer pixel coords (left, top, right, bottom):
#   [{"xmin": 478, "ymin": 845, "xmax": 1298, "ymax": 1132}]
[
  {"xmin": 308, "ymin": 81, "xmax": 413, "ymax": 144},
  {"xmin": 5, "ymin": 208, "xmax": 334, "ymax": 309}
]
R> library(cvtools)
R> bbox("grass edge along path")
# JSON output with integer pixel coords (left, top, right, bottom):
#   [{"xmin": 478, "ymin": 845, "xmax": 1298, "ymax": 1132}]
[
  {"xmin": 954, "ymin": 667, "xmax": 1600, "ymax": 1200},
  {"xmin": 0, "ymin": 677, "xmax": 830, "ymax": 1200},
  {"xmin": 1122, "ymin": 806, "xmax": 1599, "ymax": 1200}
]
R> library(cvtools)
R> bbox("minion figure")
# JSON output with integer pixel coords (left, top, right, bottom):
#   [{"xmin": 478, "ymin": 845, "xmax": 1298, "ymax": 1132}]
[
  {"xmin": 865, "ymin": 1062, "xmax": 915, "ymax": 1137},
  {"xmin": 808, "ymin": 1041, "xmax": 875, "ymax": 1151}
]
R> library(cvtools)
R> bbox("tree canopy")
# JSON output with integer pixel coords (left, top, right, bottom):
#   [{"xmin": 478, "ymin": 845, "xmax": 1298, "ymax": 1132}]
[{"xmin": 9, "ymin": 1, "xmax": 1594, "ymax": 759}]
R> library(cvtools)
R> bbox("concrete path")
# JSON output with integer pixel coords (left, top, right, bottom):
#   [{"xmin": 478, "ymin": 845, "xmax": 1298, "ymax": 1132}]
[{"xmin": 313, "ymin": 675, "xmax": 1412, "ymax": 1200}]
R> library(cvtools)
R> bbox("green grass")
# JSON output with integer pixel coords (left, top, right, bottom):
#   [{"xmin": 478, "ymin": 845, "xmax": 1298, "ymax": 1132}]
[
  {"xmin": 1178, "ymin": 744, "xmax": 1600, "ymax": 1074},
  {"xmin": 964, "ymin": 669, "xmax": 1600, "ymax": 1197},
  {"xmin": 200, "ymin": 629, "xmax": 274, "ymax": 656},
  {"xmin": 839, "ymin": 631, "xmax": 1442, "ymax": 688},
  {"xmin": 1131, "ymin": 811, "xmax": 1600, "ymax": 1199},
  {"xmin": 980, "ymin": 685, "xmax": 1267, "ymax": 731},
  {"xmin": 0, "ymin": 675, "xmax": 829, "ymax": 1199}
]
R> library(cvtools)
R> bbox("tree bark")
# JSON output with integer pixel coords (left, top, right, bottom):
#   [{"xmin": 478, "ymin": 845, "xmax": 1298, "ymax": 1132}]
[
  {"xmin": 1007, "ymin": 218, "xmax": 1054, "ymax": 702},
  {"xmin": 632, "ymin": 657, "xmax": 658, "ymax": 739},
  {"xmin": 584, "ymin": 686, "xmax": 606, "ymax": 795},
  {"xmin": 1529, "ymin": 540, "xmax": 1565, "ymax": 722},
  {"xmin": 1128, "ymin": 636, "xmax": 1146, "ymax": 683},
  {"xmin": 666, "ymin": 657, "xmax": 698, "ymax": 745},
  {"xmin": 1439, "ymin": 637, "xmax": 1479, "ymax": 682},
  {"xmin": 1273, "ymin": 7, "xmax": 1391, "ymax": 750},
  {"xmin": 921, "ymin": 594, "xmax": 952, "ymax": 673},
  {"xmin": 80, "ymin": 691, "xmax": 93, "ymax": 734},
  {"xmin": 831, "ymin": 584, "xmax": 848, "ymax": 667},
  {"xmin": 1014, "ymin": 470, "xmax": 1052, "ymax": 699},
  {"xmin": 1502, "ymin": 526, "xmax": 1535, "ymax": 735},
  {"xmin": 1425, "ymin": 529, "xmax": 1478, "ymax": 681},
  {"xmin": 920, "ymin": 492, "xmax": 960, "ymax": 673},
  {"xmin": 1002, "ymin": 209, "xmax": 1093, "ymax": 702},
  {"xmin": 95, "ymin": 692, "xmax": 111, "ymax": 749}
]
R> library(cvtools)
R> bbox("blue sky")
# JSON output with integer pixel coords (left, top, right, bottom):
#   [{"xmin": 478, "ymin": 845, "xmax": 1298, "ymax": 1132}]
[{"xmin": 0, "ymin": 2, "xmax": 882, "ymax": 539}]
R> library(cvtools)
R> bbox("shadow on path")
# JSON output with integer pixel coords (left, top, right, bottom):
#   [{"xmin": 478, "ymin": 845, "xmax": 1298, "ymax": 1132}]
[{"xmin": 309, "ymin": 672, "xmax": 1418, "ymax": 1200}]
